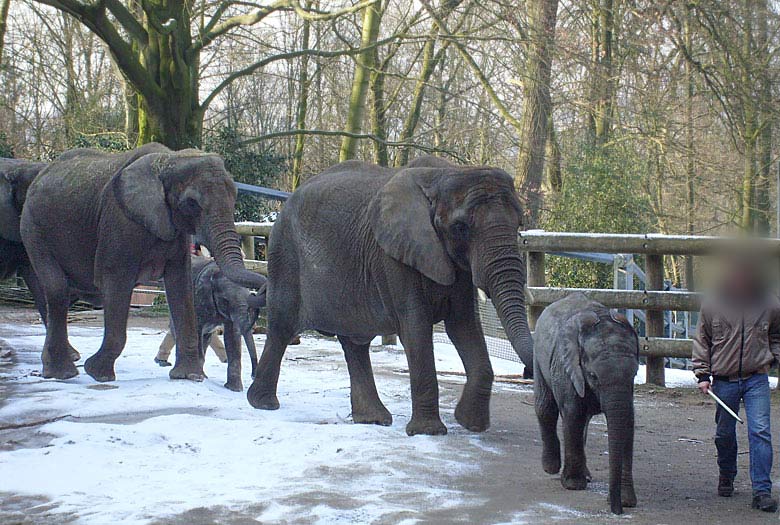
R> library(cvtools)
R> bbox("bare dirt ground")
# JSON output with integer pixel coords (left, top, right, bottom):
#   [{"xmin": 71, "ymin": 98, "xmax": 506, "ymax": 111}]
[{"xmin": 1, "ymin": 304, "xmax": 779, "ymax": 525}]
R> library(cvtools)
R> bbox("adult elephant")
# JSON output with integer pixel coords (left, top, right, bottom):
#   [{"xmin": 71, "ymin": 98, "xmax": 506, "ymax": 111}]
[
  {"xmin": 20, "ymin": 143, "xmax": 265, "ymax": 382},
  {"xmin": 247, "ymin": 156, "xmax": 534, "ymax": 436}
]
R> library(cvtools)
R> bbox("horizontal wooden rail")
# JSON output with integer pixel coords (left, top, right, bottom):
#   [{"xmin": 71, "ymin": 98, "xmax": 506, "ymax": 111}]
[
  {"xmin": 526, "ymin": 287, "xmax": 701, "ymax": 311},
  {"xmin": 236, "ymin": 222, "xmax": 273, "ymax": 236},
  {"xmin": 640, "ymin": 337, "xmax": 692, "ymax": 359},
  {"xmin": 518, "ymin": 230, "xmax": 780, "ymax": 256}
]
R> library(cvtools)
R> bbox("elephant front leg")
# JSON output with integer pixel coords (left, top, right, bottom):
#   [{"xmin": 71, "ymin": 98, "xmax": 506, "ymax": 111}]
[
  {"xmin": 84, "ymin": 277, "xmax": 134, "ymax": 382},
  {"xmin": 534, "ymin": 366, "xmax": 561, "ymax": 474},
  {"xmin": 399, "ymin": 324, "xmax": 446, "ymax": 436},
  {"xmin": 223, "ymin": 321, "xmax": 243, "ymax": 392},
  {"xmin": 560, "ymin": 407, "xmax": 589, "ymax": 490},
  {"xmin": 444, "ymin": 301, "xmax": 493, "ymax": 432},
  {"xmin": 338, "ymin": 336, "xmax": 392, "ymax": 426},
  {"xmin": 164, "ymin": 250, "xmax": 205, "ymax": 382}
]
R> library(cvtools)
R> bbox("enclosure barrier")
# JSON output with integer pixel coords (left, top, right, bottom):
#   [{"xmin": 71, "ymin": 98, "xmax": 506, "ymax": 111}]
[
  {"xmin": 519, "ymin": 231, "xmax": 780, "ymax": 386},
  {"xmin": 235, "ymin": 223, "xmax": 780, "ymax": 387}
]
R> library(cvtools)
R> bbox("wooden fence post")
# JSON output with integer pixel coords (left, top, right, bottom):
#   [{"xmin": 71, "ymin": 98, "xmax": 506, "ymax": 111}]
[
  {"xmin": 645, "ymin": 254, "xmax": 665, "ymax": 386},
  {"xmin": 527, "ymin": 251, "xmax": 545, "ymax": 330},
  {"xmin": 241, "ymin": 235, "xmax": 256, "ymax": 260}
]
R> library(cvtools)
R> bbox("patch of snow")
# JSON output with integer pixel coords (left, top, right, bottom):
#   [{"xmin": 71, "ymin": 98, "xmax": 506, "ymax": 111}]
[{"xmin": 0, "ymin": 324, "xmax": 524, "ymax": 524}]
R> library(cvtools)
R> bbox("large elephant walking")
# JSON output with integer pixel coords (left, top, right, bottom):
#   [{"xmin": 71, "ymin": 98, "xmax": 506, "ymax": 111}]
[
  {"xmin": 20, "ymin": 143, "xmax": 265, "ymax": 382},
  {"xmin": 247, "ymin": 156, "xmax": 534, "ymax": 436}
]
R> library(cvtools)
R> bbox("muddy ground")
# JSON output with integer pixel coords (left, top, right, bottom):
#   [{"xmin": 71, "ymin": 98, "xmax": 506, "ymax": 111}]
[{"xmin": 1, "ymin": 305, "xmax": 779, "ymax": 525}]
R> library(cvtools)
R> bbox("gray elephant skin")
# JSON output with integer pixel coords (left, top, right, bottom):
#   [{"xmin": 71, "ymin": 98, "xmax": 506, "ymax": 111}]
[
  {"xmin": 160, "ymin": 256, "xmax": 266, "ymax": 391},
  {"xmin": 0, "ymin": 159, "xmax": 82, "ymax": 362},
  {"xmin": 533, "ymin": 292, "xmax": 639, "ymax": 514},
  {"xmin": 20, "ymin": 143, "xmax": 265, "ymax": 383},
  {"xmin": 247, "ymin": 156, "xmax": 534, "ymax": 436}
]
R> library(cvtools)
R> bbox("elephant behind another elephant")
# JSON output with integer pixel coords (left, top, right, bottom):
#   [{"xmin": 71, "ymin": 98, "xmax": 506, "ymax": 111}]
[
  {"xmin": 533, "ymin": 292, "xmax": 639, "ymax": 514},
  {"xmin": 247, "ymin": 156, "xmax": 534, "ymax": 437},
  {"xmin": 20, "ymin": 143, "xmax": 265, "ymax": 384}
]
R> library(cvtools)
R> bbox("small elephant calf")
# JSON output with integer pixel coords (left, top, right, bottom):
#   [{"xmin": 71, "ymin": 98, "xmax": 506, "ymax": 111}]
[
  {"xmin": 533, "ymin": 293, "xmax": 639, "ymax": 514},
  {"xmin": 163, "ymin": 256, "xmax": 266, "ymax": 391}
]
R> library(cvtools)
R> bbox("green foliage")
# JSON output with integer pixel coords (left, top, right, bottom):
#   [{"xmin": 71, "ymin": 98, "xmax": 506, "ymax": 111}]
[
  {"xmin": 0, "ymin": 132, "xmax": 14, "ymax": 158},
  {"xmin": 203, "ymin": 127, "xmax": 288, "ymax": 221},
  {"xmin": 543, "ymin": 142, "xmax": 652, "ymax": 288},
  {"xmin": 72, "ymin": 133, "xmax": 130, "ymax": 153}
]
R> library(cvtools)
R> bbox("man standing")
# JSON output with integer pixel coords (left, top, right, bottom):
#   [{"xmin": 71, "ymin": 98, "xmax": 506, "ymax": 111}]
[{"xmin": 693, "ymin": 259, "xmax": 779, "ymax": 513}]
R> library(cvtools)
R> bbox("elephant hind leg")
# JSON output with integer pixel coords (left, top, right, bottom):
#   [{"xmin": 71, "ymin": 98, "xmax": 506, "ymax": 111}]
[
  {"xmin": 534, "ymin": 366, "xmax": 560, "ymax": 474},
  {"xmin": 338, "ymin": 336, "xmax": 391, "ymax": 426},
  {"xmin": 223, "ymin": 321, "xmax": 243, "ymax": 392}
]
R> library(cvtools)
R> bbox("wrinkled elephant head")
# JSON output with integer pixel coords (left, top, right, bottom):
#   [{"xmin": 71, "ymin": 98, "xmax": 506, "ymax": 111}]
[
  {"xmin": 561, "ymin": 309, "xmax": 639, "ymax": 514},
  {"xmin": 112, "ymin": 150, "xmax": 265, "ymax": 290},
  {"xmin": 369, "ymin": 162, "xmax": 534, "ymax": 372}
]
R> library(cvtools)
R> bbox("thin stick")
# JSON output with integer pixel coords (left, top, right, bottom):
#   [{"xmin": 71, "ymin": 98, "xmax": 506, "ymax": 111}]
[{"xmin": 708, "ymin": 390, "xmax": 744, "ymax": 424}]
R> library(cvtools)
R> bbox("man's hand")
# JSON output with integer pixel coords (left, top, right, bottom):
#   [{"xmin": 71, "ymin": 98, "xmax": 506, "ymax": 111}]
[{"xmin": 698, "ymin": 381, "xmax": 711, "ymax": 394}]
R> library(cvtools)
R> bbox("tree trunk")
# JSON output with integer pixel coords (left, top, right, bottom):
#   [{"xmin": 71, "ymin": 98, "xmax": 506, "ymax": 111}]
[
  {"xmin": 339, "ymin": 0, "xmax": 382, "ymax": 161},
  {"xmin": 291, "ymin": 2, "xmax": 313, "ymax": 190},
  {"xmin": 684, "ymin": 9, "xmax": 695, "ymax": 289},
  {"xmin": 0, "ymin": 0, "xmax": 10, "ymax": 65},
  {"xmin": 370, "ymin": 48, "xmax": 389, "ymax": 166},
  {"xmin": 754, "ymin": 0, "xmax": 772, "ymax": 235},
  {"xmin": 516, "ymin": 0, "xmax": 559, "ymax": 228},
  {"xmin": 588, "ymin": 0, "xmax": 615, "ymax": 144}
]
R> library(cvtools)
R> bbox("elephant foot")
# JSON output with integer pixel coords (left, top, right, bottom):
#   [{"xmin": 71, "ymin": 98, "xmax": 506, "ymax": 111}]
[
  {"xmin": 247, "ymin": 381, "xmax": 280, "ymax": 410},
  {"xmin": 84, "ymin": 354, "xmax": 117, "ymax": 382},
  {"xmin": 169, "ymin": 361, "xmax": 206, "ymax": 382},
  {"xmin": 155, "ymin": 358, "xmax": 172, "ymax": 367},
  {"xmin": 68, "ymin": 345, "xmax": 81, "ymax": 362},
  {"xmin": 352, "ymin": 405, "xmax": 393, "ymax": 426},
  {"xmin": 561, "ymin": 473, "xmax": 588, "ymax": 491},
  {"xmin": 406, "ymin": 416, "xmax": 447, "ymax": 436},
  {"xmin": 454, "ymin": 398, "xmax": 490, "ymax": 432},
  {"xmin": 224, "ymin": 378, "xmax": 243, "ymax": 392},
  {"xmin": 542, "ymin": 448, "xmax": 561, "ymax": 474},
  {"xmin": 41, "ymin": 356, "xmax": 79, "ymax": 380},
  {"xmin": 621, "ymin": 484, "xmax": 637, "ymax": 508}
]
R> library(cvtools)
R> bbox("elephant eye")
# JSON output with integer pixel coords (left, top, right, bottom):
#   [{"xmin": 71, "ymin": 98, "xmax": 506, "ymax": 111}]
[
  {"xmin": 450, "ymin": 221, "xmax": 469, "ymax": 241},
  {"xmin": 179, "ymin": 197, "xmax": 202, "ymax": 216}
]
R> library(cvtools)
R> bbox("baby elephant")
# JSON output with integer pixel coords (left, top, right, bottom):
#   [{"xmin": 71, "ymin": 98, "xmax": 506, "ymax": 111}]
[
  {"xmin": 534, "ymin": 293, "xmax": 639, "ymax": 514},
  {"xmin": 164, "ymin": 256, "xmax": 266, "ymax": 391}
]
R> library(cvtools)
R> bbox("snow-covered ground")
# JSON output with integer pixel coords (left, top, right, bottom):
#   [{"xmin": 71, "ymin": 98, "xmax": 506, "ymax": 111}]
[
  {"xmin": 1, "ymin": 323, "xmax": 762, "ymax": 524},
  {"xmin": 0, "ymin": 324, "xmax": 531, "ymax": 524}
]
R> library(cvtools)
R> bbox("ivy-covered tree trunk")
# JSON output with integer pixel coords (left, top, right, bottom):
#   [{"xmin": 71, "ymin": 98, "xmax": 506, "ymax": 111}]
[
  {"xmin": 588, "ymin": 0, "xmax": 616, "ymax": 144},
  {"xmin": 291, "ymin": 2, "xmax": 313, "ymax": 190},
  {"xmin": 339, "ymin": 0, "xmax": 382, "ymax": 161}
]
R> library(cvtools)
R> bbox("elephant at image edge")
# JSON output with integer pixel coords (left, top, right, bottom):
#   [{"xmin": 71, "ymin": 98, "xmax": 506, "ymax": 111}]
[
  {"xmin": 20, "ymin": 143, "xmax": 265, "ymax": 382},
  {"xmin": 533, "ymin": 292, "xmax": 638, "ymax": 515},
  {"xmin": 247, "ymin": 156, "xmax": 534, "ymax": 436},
  {"xmin": 0, "ymin": 159, "xmax": 82, "ymax": 362}
]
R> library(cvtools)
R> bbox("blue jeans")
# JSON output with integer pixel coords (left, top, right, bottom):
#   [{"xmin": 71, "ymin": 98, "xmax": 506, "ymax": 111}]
[{"xmin": 713, "ymin": 373, "xmax": 773, "ymax": 495}]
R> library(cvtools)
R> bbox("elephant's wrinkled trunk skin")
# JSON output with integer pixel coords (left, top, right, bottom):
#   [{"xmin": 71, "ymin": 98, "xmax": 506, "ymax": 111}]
[
  {"xmin": 206, "ymin": 213, "xmax": 266, "ymax": 290},
  {"xmin": 472, "ymin": 231, "xmax": 534, "ymax": 372},
  {"xmin": 603, "ymin": 392, "xmax": 635, "ymax": 515}
]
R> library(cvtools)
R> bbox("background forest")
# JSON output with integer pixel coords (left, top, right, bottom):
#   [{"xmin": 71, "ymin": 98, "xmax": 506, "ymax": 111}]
[{"xmin": 0, "ymin": 0, "xmax": 777, "ymax": 288}]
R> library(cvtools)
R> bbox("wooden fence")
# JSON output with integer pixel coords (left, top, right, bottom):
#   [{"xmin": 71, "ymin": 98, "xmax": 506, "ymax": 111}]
[{"xmin": 236, "ymin": 223, "xmax": 780, "ymax": 387}]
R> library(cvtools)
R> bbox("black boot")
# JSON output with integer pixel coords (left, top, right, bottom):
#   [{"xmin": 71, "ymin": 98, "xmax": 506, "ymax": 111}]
[
  {"xmin": 752, "ymin": 493, "xmax": 779, "ymax": 512},
  {"xmin": 718, "ymin": 475, "xmax": 734, "ymax": 497}
]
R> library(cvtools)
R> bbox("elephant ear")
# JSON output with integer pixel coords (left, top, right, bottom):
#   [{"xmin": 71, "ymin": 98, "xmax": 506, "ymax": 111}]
[
  {"xmin": 113, "ymin": 153, "xmax": 176, "ymax": 241},
  {"xmin": 560, "ymin": 311, "xmax": 600, "ymax": 398},
  {"xmin": 0, "ymin": 175, "xmax": 21, "ymax": 242},
  {"xmin": 368, "ymin": 168, "xmax": 455, "ymax": 285}
]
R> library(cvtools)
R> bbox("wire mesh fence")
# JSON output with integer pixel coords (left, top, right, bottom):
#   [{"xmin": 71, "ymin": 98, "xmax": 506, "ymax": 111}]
[{"xmin": 433, "ymin": 296, "xmax": 520, "ymax": 363}]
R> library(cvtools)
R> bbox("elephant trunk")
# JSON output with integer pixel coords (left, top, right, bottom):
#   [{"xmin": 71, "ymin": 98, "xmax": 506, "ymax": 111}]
[
  {"xmin": 206, "ymin": 212, "xmax": 266, "ymax": 290},
  {"xmin": 603, "ymin": 391, "xmax": 635, "ymax": 515},
  {"xmin": 473, "ymin": 232, "xmax": 534, "ymax": 373}
]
